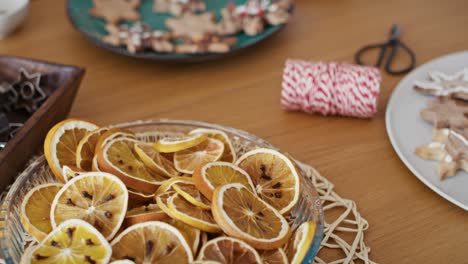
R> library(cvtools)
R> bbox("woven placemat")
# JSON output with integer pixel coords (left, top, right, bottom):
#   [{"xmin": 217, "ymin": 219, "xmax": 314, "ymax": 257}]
[{"xmin": 298, "ymin": 163, "xmax": 376, "ymax": 264}]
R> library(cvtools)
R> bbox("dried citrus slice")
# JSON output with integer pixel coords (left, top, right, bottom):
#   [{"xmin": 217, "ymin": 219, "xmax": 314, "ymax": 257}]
[
  {"xmin": 174, "ymin": 138, "xmax": 225, "ymax": 174},
  {"xmin": 167, "ymin": 194, "xmax": 221, "ymax": 233},
  {"xmin": 76, "ymin": 127, "xmax": 110, "ymax": 171},
  {"xmin": 110, "ymin": 221, "xmax": 194, "ymax": 263},
  {"xmin": 20, "ymin": 183, "xmax": 63, "ymax": 241},
  {"xmin": 155, "ymin": 176, "xmax": 194, "ymax": 195},
  {"xmin": 172, "ymin": 182, "xmax": 211, "ymax": 210},
  {"xmin": 110, "ymin": 260, "xmax": 135, "ymax": 264},
  {"xmin": 156, "ymin": 192, "xmax": 177, "ymax": 218},
  {"xmin": 44, "ymin": 119, "xmax": 99, "ymax": 182},
  {"xmin": 197, "ymin": 236, "xmax": 262, "ymax": 264},
  {"xmin": 134, "ymin": 143, "xmax": 179, "ymax": 177},
  {"xmin": 193, "ymin": 162, "xmax": 255, "ymax": 201},
  {"xmin": 124, "ymin": 204, "xmax": 167, "ymax": 226},
  {"xmin": 212, "ymin": 183, "xmax": 291, "ymax": 250},
  {"xmin": 92, "ymin": 155, "xmax": 101, "ymax": 171},
  {"xmin": 162, "ymin": 217, "xmax": 201, "ymax": 254},
  {"xmin": 98, "ymin": 138, "xmax": 167, "ymax": 193},
  {"xmin": 189, "ymin": 128, "xmax": 237, "ymax": 163},
  {"xmin": 94, "ymin": 128, "xmax": 136, "ymax": 154},
  {"xmin": 62, "ymin": 165, "xmax": 85, "ymax": 181},
  {"xmin": 236, "ymin": 148, "xmax": 300, "ymax": 214},
  {"xmin": 259, "ymin": 248, "xmax": 288, "ymax": 264},
  {"xmin": 192, "ymin": 261, "xmax": 222, "ymax": 264},
  {"xmin": 20, "ymin": 242, "xmax": 38, "ymax": 264},
  {"xmin": 286, "ymin": 221, "xmax": 316, "ymax": 264},
  {"xmin": 128, "ymin": 189, "xmax": 155, "ymax": 206},
  {"xmin": 31, "ymin": 219, "xmax": 111, "ymax": 264},
  {"xmin": 50, "ymin": 172, "xmax": 128, "ymax": 240},
  {"xmin": 152, "ymin": 133, "xmax": 208, "ymax": 153}
]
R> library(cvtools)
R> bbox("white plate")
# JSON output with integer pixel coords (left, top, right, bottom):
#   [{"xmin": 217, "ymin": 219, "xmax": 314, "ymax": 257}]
[{"xmin": 386, "ymin": 50, "xmax": 468, "ymax": 211}]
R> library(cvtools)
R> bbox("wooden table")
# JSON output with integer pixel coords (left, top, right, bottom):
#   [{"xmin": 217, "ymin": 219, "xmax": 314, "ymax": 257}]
[{"xmin": 1, "ymin": 0, "xmax": 468, "ymax": 262}]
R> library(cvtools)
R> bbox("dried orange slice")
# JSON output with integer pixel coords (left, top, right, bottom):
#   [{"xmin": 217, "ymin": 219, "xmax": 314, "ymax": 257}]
[
  {"xmin": 94, "ymin": 128, "xmax": 136, "ymax": 154},
  {"xmin": 193, "ymin": 162, "xmax": 255, "ymax": 201},
  {"xmin": 134, "ymin": 143, "xmax": 179, "ymax": 177},
  {"xmin": 155, "ymin": 176, "xmax": 194, "ymax": 195},
  {"xmin": 20, "ymin": 183, "xmax": 63, "ymax": 241},
  {"xmin": 62, "ymin": 165, "xmax": 85, "ymax": 181},
  {"xmin": 236, "ymin": 148, "xmax": 300, "ymax": 214},
  {"xmin": 167, "ymin": 194, "xmax": 221, "ymax": 233},
  {"xmin": 20, "ymin": 242, "xmax": 38, "ymax": 264},
  {"xmin": 260, "ymin": 248, "xmax": 288, "ymax": 264},
  {"xmin": 124, "ymin": 204, "xmax": 166, "ymax": 226},
  {"xmin": 110, "ymin": 260, "xmax": 135, "ymax": 264},
  {"xmin": 192, "ymin": 261, "xmax": 222, "ymax": 264},
  {"xmin": 189, "ymin": 128, "xmax": 237, "ymax": 162},
  {"xmin": 162, "ymin": 217, "xmax": 201, "ymax": 254},
  {"xmin": 92, "ymin": 155, "xmax": 101, "ymax": 171},
  {"xmin": 110, "ymin": 221, "xmax": 194, "ymax": 263},
  {"xmin": 152, "ymin": 133, "xmax": 208, "ymax": 153},
  {"xmin": 212, "ymin": 183, "xmax": 291, "ymax": 250},
  {"xmin": 97, "ymin": 138, "xmax": 167, "ymax": 193},
  {"xmin": 76, "ymin": 127, "xmax": 110, "ymax": 171},
  {"xmin": 50, "ymin": 172, "xmax": 128, "ymax": 240},
  {"xmin": 174, "ymin": 138, "xmax": 224, "ymax": 174},
  {"xmin": 31, "ymin": 219, "xmax": 111, "ymax": 264},
  {"xmin": 44, "ymin": 119, "xmax": 99, "ymax": 182},
  {"xmin": 128, "ymin": 189, "xmax": 155, "ymax": 206},
  {"xmin": 156, "ymin": 192, "xmax": 177, "ymax": 218},
  {"xmin": 173, "ymin": 182, "xmax": 211, "ymax": 210},
  {"xmin": 286, "ymin": 221, "xmax": 316, "ymax": 264},
  {"xmin": 197, "ymin": 236, "xmax": 262, "ymax": 264}
]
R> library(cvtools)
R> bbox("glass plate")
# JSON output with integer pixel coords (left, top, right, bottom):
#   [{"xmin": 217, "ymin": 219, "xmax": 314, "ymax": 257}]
[{"xmin": 0, "ymin": 119, "xmax": 324, "ymax": 263}]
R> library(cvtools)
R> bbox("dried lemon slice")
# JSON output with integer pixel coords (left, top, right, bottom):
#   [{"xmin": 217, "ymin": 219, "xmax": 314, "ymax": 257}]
[
  {"xmin": 172, "ymin": 182, "xmax": 211, "ymax": 210},
  {"xmin": 94, "ymin": 128, "xmax": 136, "ymax": 154},
  {"xmin": 76, "ymin": 127, "xmax": 110, "ymax": 171},
  {"xmin": 174, "ymin": 138, "xmax": 224, "ymax": 174},
  {"xmin": 212, "ymin": 183, "xmax": 291, "ymax": 250},
  {"xmin": 193, "ymin": 162, "xmax": 255, "ymax": 201},
  {"xmin": 44, "ymin": 119, "xmax": 99, "ymax": 182},
  {"xmin": 259, "ymin": 248, "xmax": 288, "ymax": 264},
  {"xmin": 31, "ymin": 219, "xmax": 111, "ymax": 264},
  {"xmin": 50, "ymin": 172, "xmax": 128, "ymax": 240},
  {"xmin": 124, "ymin": 204, "xmax": 167, "ymax": 226},
  {"xmin": 236, "ymin": 148, "xmax": 300, "ymax": 214},
  {"xmin": 134, "ymin": 143, "xmax": 179, "ymax": 177},
  {"xmin": 167, "ymin": 194, "xmax": 221, "ymax": 233},
  {"xmin": 128, "ymin": 188, "xmax": 155, "ymax": 207},
  {"xmin": 162, "ymin": 217, "xmax": 201, "ymax": 254},
  {"xmin": 152, "ymin": 133, "xmax": 208, "ymax": 153},
  {"xmin": 98, "ymin": 138, "xmax": 167, "ymax": 193},
  {"xmin": 286, "ymin": 221, "xmax": 316, "ymax": 264},
  {"xmin": 155, "ymin": 176, "xmax": 194, "ymax": 195},
  {"xmin": 20, "ymin": 183, "xmax": 62, "ymax": 241},
  {"xmin": 62, "ymin": 165, "xmax": 84, "ymax": 181},
  {"xmin": 197, "ymin": 236, "xmax": 262, "ymax": 264},
  {"xmin": 189, "ymin": 128, "xmax": 237, "ymax": 162},
  {"xmin": 110, "ymin": 221, "xmax": 194, "ymax": 264}
]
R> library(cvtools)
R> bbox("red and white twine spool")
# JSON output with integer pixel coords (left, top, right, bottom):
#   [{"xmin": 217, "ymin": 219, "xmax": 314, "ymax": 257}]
[{"xmin": 281, "ymin": 60, "xmax": 381, "ymax": 118}]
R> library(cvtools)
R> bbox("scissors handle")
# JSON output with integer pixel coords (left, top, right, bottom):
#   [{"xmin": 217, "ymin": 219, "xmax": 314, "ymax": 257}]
[
  {"xmin": 354, "ymin": 43, "xmax": 388, "ymax": 68},
  {"xmin": 384, "ymin": 40, "xmax": 416, "ymax": 75}
]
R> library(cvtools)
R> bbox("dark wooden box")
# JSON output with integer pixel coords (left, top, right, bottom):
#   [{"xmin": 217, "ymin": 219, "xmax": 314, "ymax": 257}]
[{"xmin": 0, "ymin": 55, "xmax": 85, "ymax": 192}]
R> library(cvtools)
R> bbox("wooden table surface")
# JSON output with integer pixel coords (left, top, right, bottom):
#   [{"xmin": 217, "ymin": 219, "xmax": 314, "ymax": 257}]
[{"xmin": 1, "ymin": 0, "xmax": 468, "ymax": 262}]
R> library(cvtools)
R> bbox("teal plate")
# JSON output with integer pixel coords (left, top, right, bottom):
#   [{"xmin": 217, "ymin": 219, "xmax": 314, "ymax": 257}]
[{"xmin": 66, "ymin": 0, "xmax": 292, "ymax": 62}]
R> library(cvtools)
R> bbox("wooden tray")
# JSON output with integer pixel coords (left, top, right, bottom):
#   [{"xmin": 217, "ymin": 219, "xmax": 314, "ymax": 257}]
[{"xmin": 0, "ymin": 55, "xmax": 85, "ymax": 192}]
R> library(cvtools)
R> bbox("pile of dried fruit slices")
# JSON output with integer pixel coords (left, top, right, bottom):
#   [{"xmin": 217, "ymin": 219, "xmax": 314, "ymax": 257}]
[{"xmin": 19, "ymin": 118, "xmax": 316, "ymax": 264}]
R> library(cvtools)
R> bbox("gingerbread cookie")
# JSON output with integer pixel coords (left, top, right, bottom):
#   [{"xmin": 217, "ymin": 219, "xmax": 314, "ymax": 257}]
[
  {"xmin": 151, "ymin": 31, "xmax": 174, "ymax": 53},
  {"xmin": 166, "ymin": 13, "xmax": 218, "ymax": 40},
  {"xmin": 414, "ymin": 68, "xmax": 468, "ymax": 101},
  {"xmin": 217, "ymin": 5, "xmax": 243, "ymax": 35},
  {"xmin": 415, "ymin": 128, "xmax": 468, "ymax": 180},
  {"xmin": 154, "ymin": 0, "xmax": 206, "ymax": 16},
  {"xmin": 420, "ymin": 98, "xmax": 468, "ymax": 128},
  {"xmin": 89, "ymin": 0, "xmax": 141, "ymax": 24},
  {"xmin": 175, "ymin": 34, "xmax": 237, "ymax": 54}
]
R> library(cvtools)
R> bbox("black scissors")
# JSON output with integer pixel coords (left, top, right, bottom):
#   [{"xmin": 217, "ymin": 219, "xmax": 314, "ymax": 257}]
[{"xmin": 355, "ymin": 24, "xmax": 416, "ymax": 75}]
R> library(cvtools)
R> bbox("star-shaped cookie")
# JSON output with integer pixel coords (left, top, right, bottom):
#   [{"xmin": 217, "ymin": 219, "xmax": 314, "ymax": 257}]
[
  {"xmin": 89, "ymin": 0, "xmax": 141, "ymax": 24},
  {"xmin": 414, "ymin": 68, "xmax": 468, "ymax": 100},
  {"xmin": 420, "ymin": 98, "xmax": 468, "ymax": 128},
  {"xmin": 166, "ymin": 13, "xmax": 218, "ymax": 40}
]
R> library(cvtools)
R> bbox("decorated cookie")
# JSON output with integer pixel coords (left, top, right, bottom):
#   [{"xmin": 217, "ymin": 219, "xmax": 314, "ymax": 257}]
[
  {"xmin": 166, "ymin": 13, "xmax": 218, "ymax": 40},
  {"xmin": 89, "ymin": 0, "xmax": 141, "ymax": 24},
  {"xmin": 154, "ymin": 0, "xmax": 206, "ymax": 16},
  {"xmin": 217, "ymin": 5, "xmax": 243, "ymax": 35},
  {"xmin": 414, "ymin": 68, "xmax": 468, "ymax": 101},
  {"xmin": 415, "ymin": 128, "xmax": 468, "ymax": 180},
  {"xmin": 175, "ymin": 34, "xmax": 237, "ymax": 54},
  {"xmin": 420, "ymin": 98, "xmax": 468, "ymax": 128},
  {"xmin": 103, "ymin": 22, "xmax": 173, "ymax": 53}
]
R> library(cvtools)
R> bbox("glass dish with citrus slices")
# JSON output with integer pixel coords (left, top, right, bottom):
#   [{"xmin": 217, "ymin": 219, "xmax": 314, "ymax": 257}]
[{"xmin": 0, "ymin": 119, "xmax": 324, "ymax": 264}]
